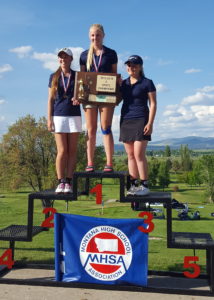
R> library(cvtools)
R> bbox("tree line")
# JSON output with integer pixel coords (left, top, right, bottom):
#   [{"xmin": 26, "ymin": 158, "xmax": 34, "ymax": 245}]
[
  {"xmin": 115, "ymin": 145, "xmax": 214, "ymax": 202},
  {"xmin": 0, "ymin": 115, "xmax": 213, "ymax": 203},
  {"xmin": 0, "ymin": 115, "xmax": 105, "ymax": 191}
]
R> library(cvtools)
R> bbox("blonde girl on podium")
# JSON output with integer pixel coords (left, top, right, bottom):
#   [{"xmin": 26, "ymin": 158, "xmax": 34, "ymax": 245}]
[{"xmin": 80, "ymin": 24, "xmax": 118, "ymax": 172}]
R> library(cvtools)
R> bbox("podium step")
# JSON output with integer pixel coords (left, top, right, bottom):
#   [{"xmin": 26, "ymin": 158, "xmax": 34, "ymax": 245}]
[
  {"xmin": 123, "ymin": 192, "xmax": 171, "ymax": 203},
  {"xmin": 0, "ymin": 225, "xmax": 46, "ymax": 241},
  {"xmin": 170, "ymin": 232, "xmax": 214, "ymax": 249}
]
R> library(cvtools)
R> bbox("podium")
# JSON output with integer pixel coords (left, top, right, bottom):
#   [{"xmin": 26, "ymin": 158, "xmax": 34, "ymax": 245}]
[{"xmin": 73, "ymin": 171, "xmax": 127, "ymax": 202}]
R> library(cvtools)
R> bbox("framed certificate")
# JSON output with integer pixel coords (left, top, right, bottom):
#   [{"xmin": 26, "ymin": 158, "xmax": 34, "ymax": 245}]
[{"xmin": 74, "ymin": 72, "xmax": 122, "ymax": 105}]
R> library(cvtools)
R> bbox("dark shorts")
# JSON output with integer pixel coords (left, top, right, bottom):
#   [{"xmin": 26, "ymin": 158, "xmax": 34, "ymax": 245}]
[{"xmin": 119, "ymin": 118, "xmax": 151, "ymax": 142}]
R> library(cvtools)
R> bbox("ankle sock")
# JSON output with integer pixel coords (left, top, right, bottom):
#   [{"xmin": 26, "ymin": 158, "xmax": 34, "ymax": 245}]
[
  {"xmin": 140, "ymin": 180, "xmax": 149, "ymax": 188},
  {"xmin": 66, "ymin": 177, "xmax": 72, "ymax": 184},
  {"xmin": 58, "ymin": 178, "xmax": 66, "ymax": 184},
  {"xmin": 130, "ymin": 178, "xmax": 138, "ymax": 187}
]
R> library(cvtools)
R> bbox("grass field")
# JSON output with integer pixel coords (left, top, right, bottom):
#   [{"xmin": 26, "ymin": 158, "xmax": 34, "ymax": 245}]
[{"xmin": 0, "ymin": 178, "xmax": 214, "ymax": 273}]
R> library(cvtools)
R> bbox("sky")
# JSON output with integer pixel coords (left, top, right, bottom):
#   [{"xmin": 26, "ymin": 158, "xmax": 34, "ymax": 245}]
[{"xmin": 0, "ymin": 0, "xmax": 214, "ymax": 144}]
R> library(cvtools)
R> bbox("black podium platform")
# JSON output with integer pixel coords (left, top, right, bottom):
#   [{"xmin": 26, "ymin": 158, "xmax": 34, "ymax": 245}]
[{"xmin": 73, "ymin": 171, "xmax": 127, "ymax": 202}]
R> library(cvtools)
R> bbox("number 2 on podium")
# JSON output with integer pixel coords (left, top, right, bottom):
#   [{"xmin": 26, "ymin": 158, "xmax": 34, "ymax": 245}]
[{"xmin": 41, "ymin": 207, "xmax": 57, "ymax": 228}]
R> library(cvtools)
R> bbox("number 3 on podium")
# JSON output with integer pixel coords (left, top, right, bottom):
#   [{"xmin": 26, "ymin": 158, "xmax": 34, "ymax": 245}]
[{"xmin": 138, "ymin": 211, "xmax": 155, "ymax": 233}]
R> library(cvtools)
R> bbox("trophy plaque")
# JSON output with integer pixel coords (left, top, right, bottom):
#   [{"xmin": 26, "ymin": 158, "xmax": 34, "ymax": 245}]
[{"xmin": 74, "ymin": 72, "xmax": 122, "ymax": 105}]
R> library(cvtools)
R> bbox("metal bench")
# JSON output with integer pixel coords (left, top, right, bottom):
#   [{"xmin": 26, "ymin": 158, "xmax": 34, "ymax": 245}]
[
  {"xmin": 0, "ymin": 224, "xmax": 46, "ymax": 261},
  {"xmin": 168, "ymin": 231, "xmax": 214, "ymax": 292}
]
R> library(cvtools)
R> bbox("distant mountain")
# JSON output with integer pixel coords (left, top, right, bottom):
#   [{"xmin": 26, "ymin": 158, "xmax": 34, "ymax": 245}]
[
  {"xmin": 149, "ymin": 136, "xmax": 214, "ymax": 149},
  {"xmin": 114, "ymin": 136, "xmax": 214, "ymax": 151}
]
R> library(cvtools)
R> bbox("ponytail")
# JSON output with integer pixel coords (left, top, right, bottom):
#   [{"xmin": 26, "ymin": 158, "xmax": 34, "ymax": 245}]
[
  {"xmin": 86, "ymin": 43, "xmax": 94, "ymax": 72},
  {"xmin": 50, "ymin": 67, "xmax": 61, "ymax": 99}
]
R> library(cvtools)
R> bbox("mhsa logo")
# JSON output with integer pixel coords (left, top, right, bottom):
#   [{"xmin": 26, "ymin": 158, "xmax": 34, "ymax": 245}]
[{"xmin": 80, "ymin": 226, "xmax": 132, "ymax": 281}]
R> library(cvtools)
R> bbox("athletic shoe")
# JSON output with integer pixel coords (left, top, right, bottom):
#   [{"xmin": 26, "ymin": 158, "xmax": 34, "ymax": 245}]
[
  {"xmin": 64, "ymin": 183, "xmax": 72, "ymax": 193},
  {"xmin": 55, "ymin": 183, "xmax": 65, "ymax": 193},
  {"xmin": 127, "ymin": 185, "xmax": 139, "ymax": 196},
  {"xmin": 134, "ymin": 185, "xmax": 150, "ymax": 196}
]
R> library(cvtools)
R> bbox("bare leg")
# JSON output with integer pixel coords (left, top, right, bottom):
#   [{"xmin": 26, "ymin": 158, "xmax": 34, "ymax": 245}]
[
  {"xmin": 133, "ymin": 140, "xmax": 148, "ymax": 180},
  {"xmin": 124, "ymin": 142, "xmax": 139, "ymax": 178},
  {"xmin": 66, "ymin": 132, "xmax": 79, "ymax": 178},
  {"xmin": 99, "ymin": 105, "xmax": 115, "ymax": 166},
  {"xmin": 54, "ymin": 133, "xmax": 68, "ymax": 179},
  {"xmin": 84, "ymin": 107, "xmax": 98, "ymax": 165}
]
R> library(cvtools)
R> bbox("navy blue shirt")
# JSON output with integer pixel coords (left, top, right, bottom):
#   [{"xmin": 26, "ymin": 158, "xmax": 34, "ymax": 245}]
[
  {"xmin": 120, "ymin": 76, "xmax": 156, "ymax": 119},
  {"xmin": 48, "ymin": 69, "xmax": 81, "ymax": 117},
  {"xmin": 79, "ymin": 45, "xmax": 118, "ymax": 72}
]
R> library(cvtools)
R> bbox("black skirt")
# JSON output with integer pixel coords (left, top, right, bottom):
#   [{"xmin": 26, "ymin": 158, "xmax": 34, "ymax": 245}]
[{"xmin": 119, "ymin": 118, "xmax": 151, "ymax": 142}]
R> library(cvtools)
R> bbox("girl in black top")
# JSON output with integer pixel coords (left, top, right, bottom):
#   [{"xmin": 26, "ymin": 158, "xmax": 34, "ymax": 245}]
[{"xmin": 120, "ymin": 55, "xmax": 157, "ymax": 196}]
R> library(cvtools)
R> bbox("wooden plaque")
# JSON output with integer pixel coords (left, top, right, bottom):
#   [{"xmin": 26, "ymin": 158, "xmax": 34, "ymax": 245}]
[{"xmin": 74, "ymin": 72, "xmax": 122, "ymax": 105}]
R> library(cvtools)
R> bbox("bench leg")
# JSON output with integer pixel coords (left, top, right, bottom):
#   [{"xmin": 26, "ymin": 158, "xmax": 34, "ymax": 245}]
[
  {"xmin": 210, "ymin": 249, "xmax": 214, "ymax": 293},
  {"xmin": 206, "ymin": 249, "xmax": 214, "ymax": 293},
  {"xmin": 9, "ymin": 241, "xmax": 15, "ymax": 261}
]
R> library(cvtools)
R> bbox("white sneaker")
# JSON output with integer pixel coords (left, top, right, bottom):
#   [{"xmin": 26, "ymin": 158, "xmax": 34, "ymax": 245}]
[
  {"xmin": 55, "ymin": 183, "xmax": 65, "ymax": 193},
  {"xmin": 64, "ymin": 183, "xmax": 72, "ymax": 193},
  {"xmin": 134, "ymin": 185, "xmax": 150, "ymax": 196},
  {"xmin": 127, "ymin": 184, "xmax": 139, "ymax": 196}
]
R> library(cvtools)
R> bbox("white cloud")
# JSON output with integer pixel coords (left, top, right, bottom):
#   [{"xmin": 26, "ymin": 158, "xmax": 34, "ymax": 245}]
[
  {"xmin": 0, "ymin": 64, "xmax": 13, "ymax": 73},
  {"xmin": 32, "ymin": 47, "xmax": 84, "ymax": 71},
  {"xmin": 153, "ymin": 89, "xmax": 214, "ymax": 140},
  {"xmin": 191, "ymin": 105, "xmax": 214, "ymax": 120},
  {"xmin": 9, "ymin": 45, "xmax": 33, "ymax": 58},
  {"xmin": 156, "ymin": 83, "xmax": 169, "ymax": 93},
  {"xmin": 184, "ymin": 68, "xmax": 202, "ymax": 74},
  {"xmin": 181, "ymin": 92, "xmax": 214, "ymax": 105},
  {"xmin": 197, "ymin": 86, "xmax": 214, "ymax": 93},
  {"xmin": 32, "ymin": 52, "xmax": 58, "ymax": 71},
  {"xmin": 0, "ymin": 99, "xmax": 6, "ymax": 105}
]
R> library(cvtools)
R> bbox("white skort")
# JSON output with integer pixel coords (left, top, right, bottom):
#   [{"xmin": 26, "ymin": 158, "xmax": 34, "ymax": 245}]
[{"xmin": 53, "ymin": 116, "xmax": 82, "ymax": 133}]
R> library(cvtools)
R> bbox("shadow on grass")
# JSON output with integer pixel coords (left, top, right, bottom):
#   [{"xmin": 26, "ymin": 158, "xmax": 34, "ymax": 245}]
[
  {"xmin": 16, "ymin": 191, "xmax": 34, "ymax": 194},
  {"xmin": 15, "ymin": 258, "xmax": 55, "ymax": 265},
  {"xmin": 167, "ymin": 263, "xmax": 206, "ymax": 274}
]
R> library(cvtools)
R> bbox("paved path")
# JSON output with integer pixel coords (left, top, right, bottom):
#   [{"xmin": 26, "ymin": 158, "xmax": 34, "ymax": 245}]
[
  {"xmin": 0, "ymin": 284, "xmax": 213, "ymax": 300},
  {"xmin": 0, "ymin": 268, "xmax": 213, "ymax": 300}
]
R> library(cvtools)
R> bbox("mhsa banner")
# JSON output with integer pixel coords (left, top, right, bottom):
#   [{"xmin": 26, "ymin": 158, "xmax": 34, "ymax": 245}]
[{"xmin": 54, "ymin": 213, "xmax": 148, "ymax": 286}]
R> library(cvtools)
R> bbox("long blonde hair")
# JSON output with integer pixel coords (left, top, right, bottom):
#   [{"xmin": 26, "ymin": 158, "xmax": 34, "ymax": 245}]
[
  {"xmin": 86, "ymin": 24, "xmax": 105, "ymax": 71},
  {"xmin": 50, "ymin": 67, "xmax": 61, "ymax": 99}
]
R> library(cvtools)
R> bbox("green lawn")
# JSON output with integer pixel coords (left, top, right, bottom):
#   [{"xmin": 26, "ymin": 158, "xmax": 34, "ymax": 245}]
[{"xmin": 0, "ymin": 181, "xmax": 214, "ymax": 273}]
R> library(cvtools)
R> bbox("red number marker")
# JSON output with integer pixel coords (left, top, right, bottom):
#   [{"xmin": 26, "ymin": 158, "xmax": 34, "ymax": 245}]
[
  {"xmin": 41, "ymin": 207, "xmax": 57, "ymax": 228},
  {"xmin": 90, "ymin": 184, "xmax": 102, "ymax": 204},
  {"xmin": 138, "ymin": 211, "xmax": 155, "ymax": 233},
  {"xmin": 0, "ymin": 249, "xmax": 14, "ymax": 269},
  {"xmin": 183, "ymin": 256, "xmax": 201, "ymax": 278}
]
